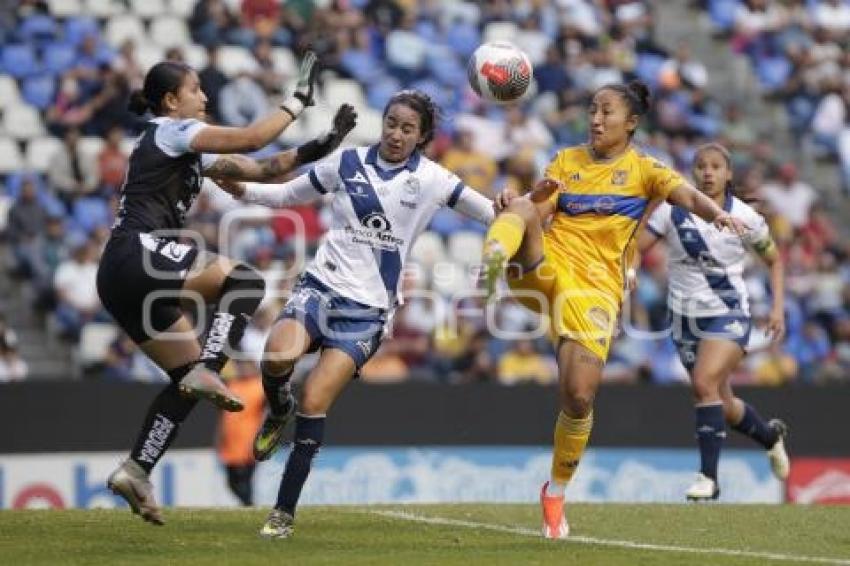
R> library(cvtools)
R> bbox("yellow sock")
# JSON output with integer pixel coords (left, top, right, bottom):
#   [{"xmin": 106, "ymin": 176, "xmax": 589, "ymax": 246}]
[
  {"xmin": 484, "ymin": 212, "xmax": 526, "ymax": 260},
  {"xmin": 550, "ymin": 411, "xmax": 593, "ymax": 486}
]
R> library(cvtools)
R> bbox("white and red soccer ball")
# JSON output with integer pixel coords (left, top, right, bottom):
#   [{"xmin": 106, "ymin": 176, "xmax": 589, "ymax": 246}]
[{"xmin": 467, "ymin": 42, "xmax": 533, "ymax": 104}]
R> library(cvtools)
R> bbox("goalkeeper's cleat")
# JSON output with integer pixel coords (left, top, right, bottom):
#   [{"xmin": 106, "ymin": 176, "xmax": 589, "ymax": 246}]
[
  {"xmin": 767, "ymin": 419, "xmax": 790, "ymax": 480},
  {"xmin": 178, "ymin": 365, "xmax": 244, "ymax": 412},
  {"xmin": 107, "ymin": 459, "xmax": 164, "ymax": 526},
  {"xmin": 685, "ymin": 473, "xmax": 720, "ymax": 501},
  {"xmin": 260, "ymin": 509, "xmax": 295, "ymax": 539},
  {"xmin": 253, "ymin": 395, "xmax": 297, "ymax": 462},
  {"xmin": 481, "ymin": 242, "xmax": 507, "ymax": 301},
  {"xmin": 540, "ymin": 481, "xmax": 569, "ymax": 539}
]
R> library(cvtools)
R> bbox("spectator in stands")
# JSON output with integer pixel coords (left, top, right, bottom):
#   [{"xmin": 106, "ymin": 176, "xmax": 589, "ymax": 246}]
[
  {"xmin": 786, "ymin": 319, "xmax": 832, "ymax": 382},
  {"xmin": 360, "ymin": 344, "xmax": 409, "ymax": 383},
  {"xmin": 53, "ymin": 236, "xmax": 107, "ymax": 341},
  {"xmin": 6, "ymin": 175, "xmax": 47, "ymax": 278},
  {"xmin": 198, "ymin": 45, "xmax": 229, "ymax": 125},
  {"xmin": 440, "ymin": 127, "xmax": 498, "ymax": 197},
  {"xmin": 0, "ymin": 321, "xmax": 27, "ymax": 382},
  {"xmin": 497, "ymin": 337, "xmax": 556, "ymax": 386},
  {"xmin": 113, "ymin": 40, "xmax": 145, "ymax": 91},
  {"xmin": 218, "ymin": 360, "xmax": 265, "ymax": 506},
  {"xmin": 241, "ymin": 0, "xmax": 291, "ymax": 46},
  {"xmin": 102, "ymin": 332, "xmax": 138, "ymax": 381},
  {"xmin": 760, "ymin": 162, "xmax": 817, "ymax": 228},
  {"xmin": 453, "ymin": 330, "xmax": 495, "ymax": 384},
  {"xmin": 219, "ymin": 72, "xmax": 269, "ymax": 127},
  {"xmin": 47, "ymin": 127, "xmax": 98, "ymax": 208},
  {"xmin": 30, "ymin": 214, "xmax": 68, "ymax": 310},
  {"xmin": 97, "ymin": 126, "xmax": 128, "ymax": 193},
  {"xmin": 253, "ymin": 39, "xmax": 286, "ymax": 96},
  {"xmin": 190, "ymin": 0, "xmax": 241, "ymax": 48}
]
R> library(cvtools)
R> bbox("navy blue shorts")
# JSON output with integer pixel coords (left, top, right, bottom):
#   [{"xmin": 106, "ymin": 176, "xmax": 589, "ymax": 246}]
[
  {"xmin": 279, "ymin": 273, "xmax": 388, "ymax": 370},
  {"xmin": 670, "ymin": 312, "xmax": 752, "ymax": 371}
]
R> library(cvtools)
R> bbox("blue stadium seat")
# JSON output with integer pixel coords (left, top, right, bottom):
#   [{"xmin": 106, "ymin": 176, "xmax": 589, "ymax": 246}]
[
  {"xmin": 1, "ymin": 44, "xmax": 40, "ymax": 79},
  {"xmin": 4, "ymin": 172, "xmax": 46, "ymax": 199},
  {"xmin": 72, "ymin": 197, "xmax": 111, "ymax": 234},
  {"xmin": 634, "ymin": 53, "xmax": 667, "ymax": 88},
  {"xmin": 43, "ymin": 42, "xmax": 79, "ymax": 74},
  {"xmin": 366, "ymin": 76, "xmax": 401, "ymax": 110},
  {"xmin": 340, "ymin": 49, "xmax": 384, "ymax": 84},
  {"xmin": 64, "ymin": 16, "xmax": 100, "ymax": 47},
  {"xmin": 22, "ymin": 75, "xmax": 56, "ymax": 110},
  {"xmin": 446, "ymin": 22, "xmax": 480, "ymax": 59},
  {"xmin": 427, "ymin": 49, "xmax": 466, "ymax": 88},
  {"xmin": 17, "ymin": 14, "xmax": 59, "ymax": 46},
  {"xmin": 707, "ymin": 0, "xmax": 740, "ymax": 32}
]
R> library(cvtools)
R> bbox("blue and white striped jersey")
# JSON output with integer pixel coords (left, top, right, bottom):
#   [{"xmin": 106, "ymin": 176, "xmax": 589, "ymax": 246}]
[
  {"xmin": 647, "ymin": 193, "xmax": 770, "ymax": 317},
  {"xmin": 242, "ymin": 145, "xmax": 494, "ymax": 309}
]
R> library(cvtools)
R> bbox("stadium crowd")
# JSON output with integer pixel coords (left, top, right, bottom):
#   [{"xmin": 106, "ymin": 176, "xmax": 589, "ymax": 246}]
[{"xmin": 0, "ymin": 0, "xmax": 848, "ymax": 386}]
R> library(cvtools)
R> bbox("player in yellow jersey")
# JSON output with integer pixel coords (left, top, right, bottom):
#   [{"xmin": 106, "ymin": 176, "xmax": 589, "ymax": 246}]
[{"xmin": 481, "ymin": 80, "xmax": 748, "ymax": 539}]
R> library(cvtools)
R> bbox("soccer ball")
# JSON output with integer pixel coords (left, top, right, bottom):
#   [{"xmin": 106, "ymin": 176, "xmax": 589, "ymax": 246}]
[{"xmin": 467, "ymin": 42, "xmax": 533, "ymax": 104}]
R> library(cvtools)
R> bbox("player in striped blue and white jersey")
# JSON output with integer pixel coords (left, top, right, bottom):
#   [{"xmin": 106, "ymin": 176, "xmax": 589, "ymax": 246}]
[
  {"xmin": 638, "ymin": 143, "xmax": 790, "ymax": 501},
  {"xmin": 223, "ymin": 90, "xmax": 495, "ymax": 537}
]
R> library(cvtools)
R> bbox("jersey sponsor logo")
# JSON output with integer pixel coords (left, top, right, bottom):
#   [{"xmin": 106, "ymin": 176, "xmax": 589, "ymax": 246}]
[
  {"xmin": 137, "ymin": 414, "xmax": 175, "ymax": 464},
  {"xmin": 400, "ymin": 200, "xmax": 417, "ymax": 209},
  {"xmin": 345, "ymin": 171, "xmax": 371, "ymax": 188},
  {"xmin": 160, "ymin": 241, "xmax": 192, "ymax": 262},
  {"xmin": 345, "ymin": 212, "xmax": 404, "ymax": 252},
  {"xmin": 611, "ymin": 170, "xmax": 628, "ymax": 186}
]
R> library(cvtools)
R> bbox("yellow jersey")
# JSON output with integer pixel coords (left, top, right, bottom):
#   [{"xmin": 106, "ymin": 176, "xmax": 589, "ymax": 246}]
[{"xmin": 543, "ymin": 144, "xmax": 686, "ymax": 295}]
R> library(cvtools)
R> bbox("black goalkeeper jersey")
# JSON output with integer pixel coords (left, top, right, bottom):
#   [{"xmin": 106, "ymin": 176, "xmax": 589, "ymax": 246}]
[{"xmin": 112, "ymin": 117, "xmax": 213, "ymax": 234}]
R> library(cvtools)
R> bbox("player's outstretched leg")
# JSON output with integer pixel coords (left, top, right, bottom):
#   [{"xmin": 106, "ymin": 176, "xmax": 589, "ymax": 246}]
[
  {"xmin": 765, "ymin": 418, "xmax": 790, "ymax": 480},
  {"xmin": 180, "ymin": 263, "xmax": 267, "ymax": 411},
  {"xmin": 481, "ymin": 198, "xmax": 542, "ymax": 300},
  {"xmin": 724, "ymin": 389, "xmax": 790, "ymax": 480}
]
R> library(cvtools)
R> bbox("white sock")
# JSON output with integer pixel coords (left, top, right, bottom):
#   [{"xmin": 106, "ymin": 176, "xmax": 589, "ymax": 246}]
[{"xmin": 546, "ymin": 480, "xmax": 566, "ymax": 497}]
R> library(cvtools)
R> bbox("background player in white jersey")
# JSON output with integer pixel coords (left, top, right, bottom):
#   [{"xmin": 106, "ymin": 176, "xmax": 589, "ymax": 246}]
[
  {"xmin": 221, "ymin": 90, "xmax": 495, "ymax": 538},
  {"xmin": 637, "ymin": 143, "xmax": 790, "ymax": 501}
]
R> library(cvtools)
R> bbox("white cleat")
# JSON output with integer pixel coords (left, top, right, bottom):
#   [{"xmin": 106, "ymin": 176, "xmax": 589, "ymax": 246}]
[
  {"xmin": 767, "ymin": 419, "xmax": 790, "ymax": 480},
  {"xmin": 685, "ymin": 473, "xmax": 720, "ymax": 501},
  {"xmin": 107, "ymin": 459, "xmax": 164, "ymax": 525}
]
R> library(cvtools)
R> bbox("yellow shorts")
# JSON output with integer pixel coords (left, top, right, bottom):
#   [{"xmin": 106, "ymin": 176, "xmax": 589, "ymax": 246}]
[{"xmin": 507, "ymin": 248, "xmax": 620, "ymax": 361}]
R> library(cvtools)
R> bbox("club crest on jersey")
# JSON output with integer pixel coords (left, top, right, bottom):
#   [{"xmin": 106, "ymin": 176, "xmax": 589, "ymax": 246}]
[
  {"xmin": 569, "ymin": 172, "xmax": 581, "ymax": 182},
  {"xmin": 403, "ymin": 176, "xmax": 421, "ymax": 196},
  {"xmin": 611, "ymin": 170, "xmax": 628, "ymax": 186},
  {"xmin": 586, "ymin": 306, "xmax": 611, "ymax": 330}
]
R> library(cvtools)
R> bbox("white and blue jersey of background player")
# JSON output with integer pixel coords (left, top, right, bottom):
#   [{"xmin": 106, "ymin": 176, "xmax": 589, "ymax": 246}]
[
  {"xmin": 242, "ymin": 144, "xmax": 494, "ymax": 368},
  {"xmin": 647, "ymin": 192, "xmax": 771, "ymax": 370}
]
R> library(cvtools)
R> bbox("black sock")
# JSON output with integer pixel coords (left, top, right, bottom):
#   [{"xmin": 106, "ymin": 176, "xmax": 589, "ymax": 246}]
[
  {"xmin": 695, "ymin": 403, "xmax": 725, "ymax": 481},
  {"xmin": 261, "ymin": 361, "xmax": 294, "ymax": 416},
  {"xmin": 732, "ymin": 403, "xmax": 778, "ymax": 449},
  {"xmin": 130, "ymin": 364, "xmax": 197, "ymax": 474},
  {"xmin": 276, "ymin": 414, "xmax": 325, "ymax": 515},
  {"xmin": 199, "ymin": 264, "xmax": 265, "ymax": 373}
]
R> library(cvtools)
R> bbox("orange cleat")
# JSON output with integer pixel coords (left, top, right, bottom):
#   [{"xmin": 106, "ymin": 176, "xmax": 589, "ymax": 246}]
[{"xmin": 540, "ymin": 481, "xmax": 569, "ymax": 539}]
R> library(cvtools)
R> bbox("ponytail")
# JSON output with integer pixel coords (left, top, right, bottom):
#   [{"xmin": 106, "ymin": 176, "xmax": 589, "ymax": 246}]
[{"xmin": 128, "ymin": 89, "xmax": 150, "ymax": 115}]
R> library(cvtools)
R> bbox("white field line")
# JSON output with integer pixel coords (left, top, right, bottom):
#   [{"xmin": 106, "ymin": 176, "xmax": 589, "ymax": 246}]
[{"xmin": 369, "ymin": 509, "xmax": 850, "ymax": 565}]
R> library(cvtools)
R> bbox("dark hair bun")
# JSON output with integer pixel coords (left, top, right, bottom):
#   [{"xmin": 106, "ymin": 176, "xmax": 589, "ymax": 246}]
[
  {"xmin": 626, "ymin": 80, "xmax": 651, "ymax": 115},
  {"xmin": 128, "ymin": 89, "xmax": 150, "ymax": 115}
]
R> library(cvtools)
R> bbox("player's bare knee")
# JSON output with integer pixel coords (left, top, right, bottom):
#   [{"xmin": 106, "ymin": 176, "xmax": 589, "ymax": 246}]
[
  {"xmin": 299, "ymin": 390, "xmax": 328, "ymax": 416},
  {"xmin": 692, "ymin": 374, "xmax": 721, "ymax": 403},
  {"xmin": 561, "ymin": 389, "xmax": 594, "ymax": 418},
  {"xmin": 261, "ymin": 358, "xmax": 295, "ymax": 378}
]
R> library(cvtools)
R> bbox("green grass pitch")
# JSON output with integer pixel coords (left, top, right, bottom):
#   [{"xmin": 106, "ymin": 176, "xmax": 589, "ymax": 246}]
[{"xmin": 2, "ymin": 504, "xmax": 849, "ymax": 565}]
